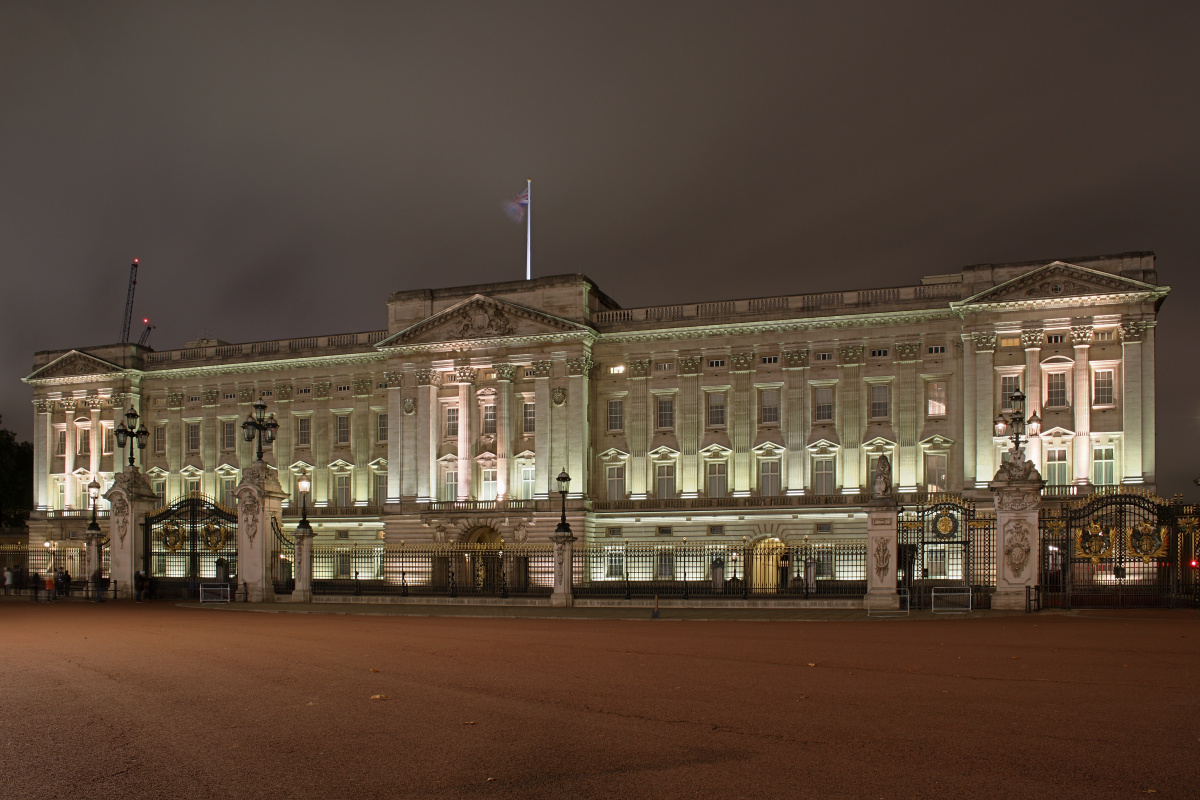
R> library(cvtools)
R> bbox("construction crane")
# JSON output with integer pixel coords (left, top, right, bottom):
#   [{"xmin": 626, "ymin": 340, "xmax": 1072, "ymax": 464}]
[
  {"xmin": 119, "ymin": 258, "xmax": 139, "ymax": 343},
  {"xmin": 136, "ymin": 318, "xmax": 156, "ymax": 347}
]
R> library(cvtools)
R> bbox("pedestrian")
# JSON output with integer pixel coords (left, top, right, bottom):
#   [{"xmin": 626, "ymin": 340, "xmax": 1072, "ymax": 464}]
[
  {"xmin": 135, "ymin": 571, "xmax": 146, "ymax": 603},
  {"xmin": 30, "ymin": 570, "xmax": 40, "ymax": 602},
  {"xmin": 62, "ymin": 569, "xmax": 71, "ymax": 597},
  {"xmin": 44, "ymin": 571, "xmax": 56, "ymax": 602},
  {"xmin": 3, "ymin": 566, "xmax": 12, "ymax": 596}
]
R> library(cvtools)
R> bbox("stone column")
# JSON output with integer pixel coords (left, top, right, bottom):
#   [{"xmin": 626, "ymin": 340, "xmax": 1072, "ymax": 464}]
[
  {"xmin": 1022, "ymin": 330, "xmax": 1044, "ymax": 469},
  {"xmin": 864, "ymin": 497, "xmax": 899, "ymax": 609},
  {"xmin": 973, "ymin": 333, "xmax": 996, "ymax": 489},
  {"xmin": 532, "ymin": 360, "xmax": 553, "ymax": 498},
  {"xmin": 33, "ymin": 399, "xmax": 52, "ymax": 509},
  {"xmin": 1120, "ymin": 322, "xmax": 1143, "ymax": 482},
  {"xmin": 104, "ymin": 465, "xmax": 158, "ymax": 599},
  {"xmin": 1071, "ymin": 326, "xmax": 1093, "ymax": 484},
  {"xmin": 677, "ymin": 358, "xmax": 700, "ymax": 497},
  {"xmin": 566, "ymin": 356, "xmax": 592, "ymax": 500},
  {"xmin": 626, "ymin": 360, "xmax": 649, "ymax": 499},
  {"xmin": 386, "ymin": 371, "xmax": 404, "ymax": 502},
  {"xmin": 353, "ymin": 379, "xmax": 372, "ymax": 503},
  {"xmin": 730, "ymin": 353, "xmax": 755, "ymax": 495},
  {"xmin": 234, "ymin": 461, "xmax": 287, "ymax": 602},
  {"xmin": 312, "ymin": 382, "xmax": 331, "ymax": 506},
  {"xmin": 550, "ymin": 526, "xmax": 576, "ymax": 607},
  {"xmin": 456, "ymin": 371, "xmax": 475, "ymax": 499},
  {"xmin": 895, "ymin": 344, "xmax": 921, "ymax": 492},
  {"xmin": 838, "ymin": 345, "xmax": 863, "ymax": 493},
  {"xmin": 494, "ymin": 365, "xmax": 515, "ymax": 499},
  {"xmin": 989, "ymin": 459, "xmax": 1045, "ymax": 610},
  {"xmin": 783, "ymin": 350, "xmax": 808, "ymax": 494},
  {"xmin": 88, "ymin": 406, "xmax": 102, "ymax": 482},
  {"xmin": 1141, "ymin": 322, "xmax": 1156, "ymax": 483},
  {"xmin": 414, "ymin": 369, "xmax": 438, "ymax": 501},
  {"xmin": 292, "ymin": 522, "xmax": 315, "ymax": 602},
  {"xmin": 63, "ymin": 405, "xmax": 77, "ymax": 509},
  {"xmin": 961, "ymin": 335, "xmax": 977, "ymax": 489}
]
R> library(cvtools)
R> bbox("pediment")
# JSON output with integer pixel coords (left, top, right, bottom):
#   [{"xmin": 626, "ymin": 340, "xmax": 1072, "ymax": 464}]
[
  {"xmin": 376, "ymin": 295, "xmax": 593, "ymax": 348},
  {"xmin": 26, "ymin": 350, "xmax": 124, "ymax": 382},
  {"xmin": 958, "ymin": 262, "xmax": 1161, "ymax": 307},
  {"xmin": 698, "ymin": 443, "xmax": 732, "ymax": 459},
  {"xmin": 597, "ymin": 447, "xmax": 630, "ymax": 462}
]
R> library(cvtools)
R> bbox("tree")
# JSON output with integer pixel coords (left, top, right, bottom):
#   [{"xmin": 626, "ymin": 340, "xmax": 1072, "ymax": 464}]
[{"xmin": 0, "ymin": 416, "xmax": 34, "ymax": 527}]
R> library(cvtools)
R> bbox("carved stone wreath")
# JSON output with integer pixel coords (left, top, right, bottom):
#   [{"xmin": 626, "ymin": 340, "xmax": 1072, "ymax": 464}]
[
  {"xmin": 872, "ymin": 536, "xmax": 891, "ymax": 580},
  {"xmin": 1003, "ymin": 519, "xmax": 1032, "ymax": 579},
  {"xmin": 402, "ymin": 397, "xmax": 416, "ymax": 415},
  {"xmin": 551, "ymin": 387, "xmax": 566, "ymax": 406}
]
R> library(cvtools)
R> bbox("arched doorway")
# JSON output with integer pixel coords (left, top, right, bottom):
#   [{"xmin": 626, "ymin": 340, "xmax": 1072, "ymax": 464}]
[
  {"xmin": 462, "ymin": 526, "xmax": 505, "ymax": 592},
  {"xmin": 750, "ymin": 537, "xmax": 793, "ymax": 595}
]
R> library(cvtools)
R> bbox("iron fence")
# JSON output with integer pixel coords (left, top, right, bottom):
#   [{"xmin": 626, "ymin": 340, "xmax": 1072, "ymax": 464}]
[
  {"xmin": 571, "ymin": 538, "xmax": 867, "ymax": 598},
  {"xmin": 311, "ymin": 542, "xmax": 554, "ymax": 597},
  {"xmin": 899, "ymin": 496, "xmax": 996, "ymax": 609},
  {"xmin": 0, "ymin": 542, "xmax": 101, "ymax": 595}
]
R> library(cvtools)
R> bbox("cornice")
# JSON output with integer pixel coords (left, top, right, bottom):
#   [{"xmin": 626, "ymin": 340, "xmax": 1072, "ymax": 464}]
[
  {"xmin": 379, "ymin": 330, "xmax": 597, "ymax": 355},
  {"xmin": 951, "ymin": 289, "xmax": 1169, "ymax": 317},
  {"xmin": 25, "ymin": 370, "xmax": 140, "ymax": 387},
  {"xmin": 598, "ymin": 309, "xmax": 958, "ymax": 344},
  {"xmin": 143, "ymin": 352, "xmax": 387, "ymax": 380}
]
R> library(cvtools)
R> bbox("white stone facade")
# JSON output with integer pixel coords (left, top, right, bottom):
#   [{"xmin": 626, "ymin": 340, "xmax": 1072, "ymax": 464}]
[{"xmin": 24, "ymin": 252, "xmax": 1166, "ymax": 547}]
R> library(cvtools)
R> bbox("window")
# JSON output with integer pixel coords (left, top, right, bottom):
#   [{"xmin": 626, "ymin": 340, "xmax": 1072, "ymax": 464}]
[
  {"xmin": 869, "ymin": 384, "xmax": 889, "ymax": 420},
  {"xmin": 78, "ymin": 428, "xmax": 90, "ymax": 456},
  {"xmin": 609, "ymin": 365, "xmax": 625, "ymax": 374},
  {"xmin": 1094, "ymin": 330, "xmax": 1115, "ymax": 342},
  {"xmin": 337, "ymin": 384, "xmax": 350, "ymax": 393},
  {"xmin": 657, "ymin": 526, "xmax": 673, "ymax": 537},
  {"xmin": 445, "ymin": 407, "xmax": 459, "ymax": 437},
  {"xmin": 525, "ymin": 368, "xmax": 537, "ymax": 377},
  {"xmin": 707, "ymin": 393, "xmax": 726, "ymax": 427},
  {"xmin": 1092, "ymin": 446, "xmax": 1115, "ymax": 486},
  {"xmin": 1046, "ymin": 333, "xmax": 1065, "ymax": 345},
  {"xmin": 924, "ymin": 454, "xmax": 948, "ymax": 493},
  {"xmin": 187, "ymin": 423, "xmax": 200, "ymax": 452},
  {"xmin": 335, "ymin": 474, "xmax": 352, "ymax": 506},
  {"xmin": 708, "ymin": 525, "xmax": 724, "ymax": 536},
  {"xmin": 759, "ymin": 460, "xmax": 780, "ymax": 496},
  {"xmin": 222, "ymin": 421, "xmax": 236, "ymax": 451},
  {"xmin": 442, "ymin": 470, "xmax": 457, "ymax": 501},
  {"xmin": 656, "ymin": 551, "xmax": 674, "ymax": 579},
  {"xmin": 1093, "ymin": 370, "xmax": 1114, "ymax": 406},
  {"xmin": 814, "ymin": 387, "xmax": 834, "ymax": 422},
  {"xmin": 523, "ymin": 403, "xmax": 536, "ymax": 434},
  {"xmin": 186, "ymin": 478, "xmax": 200, "ymax": 495},
  {"xmin": 521, "ymin": 466, "xmax": 536, "ymax": 499},
  {"xmin": 708, "ymin": 359, "xmax": 726, "ymax": 368},
  {"xmin": 656, "ymin": 396, "xmax": 674, "ymax": 429},
  {"xmin": 154, "ymin": 426, "xmax": 165, "ymax": 454},
  {"xmin": 655, "ymin": 361, "xmax": 674, "ymax": 372},
  {"xmin": 607, "ymin": 465, "xmax": 625, "ymax": 500},
  {"xmin": 706, "ymin": 461, "xmax": 727, "ymax": 498},
  {"xmin": 153, "ymin": 481, "xmax": 165, "ymax": 505},
  {"xmin": 813, "ymin": 458, "xmax": 835, "ymax": 495},
  {"xmin": 377, "ymin": 413, "xmax": 388, "ymax": 442},
  {"xmin": 481, "ymin": 404, "xmax": 497, "ymax": 435},
  {"xmin": 926, "ymin": 381, "xmax": 947, "ymax": 417},
  {"xmin": 188, "ymin": 395, "xmax": 200, "ymax": 403},
  {"xmin": 480, "ymin": 469, "xmax": 497, "ymax": 501},
  {"xmin": 1000, "ymin": 375, "xmax": 1021, "ymax": 409},
  {"xmin": 761, "ymin": 355, "xmax": 779, "ymax": 365},
  {"xmin": 55, "ymin": 429, "xmax": 66, "ymax": 456},
  {"xmin": 223, "ymin": 392, "xmax": 236, "ymax": 400},
  {"xmin": 607, "ymin": 526, "xmax": 622, "ymax": 538},
  {"xmin": 606, "ymin": 551, "xmax": 624, "ymax": 578},
  {"xmin": 335, "ymin": 530, "xmax": 350, "ymax": 540},
  {"xmin": 374, "ymin": 472, "xmax": 387, "ymax": 504},
  {"xmin": 1045, "ymin": 448, "xmax": 1068, "ymax": 486},
  {"xmin": 1046, "ymin": 373, "xmax": 1068, "ymax": 407},
  {"xmin": 296, "ymin": 417, "xmax": 311, "ymax": 447},
  {"xmin": 760, "ymin": 389, "xmax": 780, "ymax": 424},
  {"xmin": 927, "ymin": 345, "xmax": 946, "ymax": 355},
  {"xmin": 870, "ymin": 348, "xmax": 889, "ymax": 358},
  {"xmin": 220, "ymin": 477, "xmax": 236, "ymax": 507},
  {"xmin": 297, "ymin": 387, "xmax": 311, "ymax": 395},
  {"xmin": 656, "ymin": 463, "xmax": 675, "ymax": 498},
  {"xmin": 999, "ymin": 336, "xmax": 1021, "ymax": 348},
  {"xmin": 102, "ymin": 426, "xmax": 115, "ymax": 455},
  {"xmin": 816, "ymin": 352, "xmax": 833, "ymax": 361},
  {"xmin": 336, "ymin": 415, "xmax": 351, "ymax": 445}
]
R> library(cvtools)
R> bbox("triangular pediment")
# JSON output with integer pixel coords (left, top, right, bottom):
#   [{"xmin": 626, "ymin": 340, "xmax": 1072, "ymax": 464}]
[
  {"xmin": 377, "ymin": 295, "xmax": 593, "ymax": 348},
  {"xmin": 25, "ymin": 350, "xmax": 124, "ymax": 382},
  {"xmin": 958, "ymin": 262, "xmax": 1162, "ymax": 306}
]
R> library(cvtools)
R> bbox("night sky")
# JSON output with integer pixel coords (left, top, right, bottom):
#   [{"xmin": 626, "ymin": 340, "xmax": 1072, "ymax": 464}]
[{"xmin": 3, "ymin": 2, "xmax": 1197, "ymax": 494}]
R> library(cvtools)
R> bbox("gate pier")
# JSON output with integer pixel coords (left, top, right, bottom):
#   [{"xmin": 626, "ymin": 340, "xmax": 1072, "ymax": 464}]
[
  {"xmin": 235, "ymin": 461, "xmax": 287, "ymax": 603},
  {"xmin": 105, "ymin": 465, "xmax": 158, "ymax": 599},
  {"xmin": 990, "ymin": 463, "xmax": 1045, "ymax": 611},
  {"xmin": 864, "ymin": 498, "xmax": 899, "ymax": 609}
]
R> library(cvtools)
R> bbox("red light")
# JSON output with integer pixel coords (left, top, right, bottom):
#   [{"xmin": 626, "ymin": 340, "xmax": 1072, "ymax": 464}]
[
  {"xmin": 1191, "ymin": 560, "xmax": 1198, "ymax": 569},
  {"xmin": 143, "ymin": 318, "xmax": 149, "ymax": 323},
  {"xmin": 133, "ymin": 258, "xmax": 138, "ymax": 263}
]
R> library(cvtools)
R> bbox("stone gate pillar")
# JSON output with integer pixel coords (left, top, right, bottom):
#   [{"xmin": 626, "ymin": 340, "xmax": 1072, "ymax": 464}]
[
  {"xmin": 104, "ymin": 466, "xmax": 158, "ymax": 599},
  {"xmin": 864, "ymin": 497, "xmax": 899, "ymax": 610},
  {"xmin": 235, "ymin": 461, "xmax": 286, "ymax": 603},
  {"xmin": 549, "ymin": 528, "xmax": 576, "ymax": 607},
  {"xmin": 292, "ymin": 524, "xmax": 314, "ymax": 603},
  {"xmin": 989, "ymin": 459, "xmax": 1045, "ymax": 610}
]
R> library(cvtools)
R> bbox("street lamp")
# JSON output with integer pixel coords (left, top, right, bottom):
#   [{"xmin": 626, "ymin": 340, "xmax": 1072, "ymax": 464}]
[
  {"xmin": 993, "ymin": 389, "xmax": 1041, "ymax": 460},
  {"xmin": 241, "ymin": 396, "xmax": 279, "ymax": 462},
  {"xmin": 296, "ymin": 468, "xmax": 312, "ymax": 537},
  {"xmin": 555, "ymin": 468, "xmax": 571, "ymax": 534},
  {"xmin": 86, "ymin": 478, "xmax": 101, "ymax": 535},
  {"xmin": 114, "ymin": 406, "xmax": 149, "ymax": 468}
]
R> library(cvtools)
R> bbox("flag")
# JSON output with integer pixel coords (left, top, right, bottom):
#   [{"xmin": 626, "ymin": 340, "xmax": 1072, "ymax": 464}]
[{"xmin": 503, "ymin": 186, "xmax": 529, "ymax": 222}]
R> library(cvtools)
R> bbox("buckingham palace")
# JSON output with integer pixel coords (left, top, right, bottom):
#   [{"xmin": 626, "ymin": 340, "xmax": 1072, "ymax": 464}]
[{"xmin": 20, "ymin": 251, "xmax": 1172, "ymax": 607}]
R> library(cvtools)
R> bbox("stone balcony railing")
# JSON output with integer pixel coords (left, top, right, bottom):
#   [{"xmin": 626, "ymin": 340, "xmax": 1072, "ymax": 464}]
[
  {"xmin": 143, "ymin": 330, "xmax": 388, "ymax": 367},
  {"xmin": 591, "ymin": 282, "xmax": 962, "ymax": 327}
]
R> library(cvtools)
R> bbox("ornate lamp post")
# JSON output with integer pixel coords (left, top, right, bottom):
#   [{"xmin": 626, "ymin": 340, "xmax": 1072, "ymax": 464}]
[
  {"xmin": 555, "ymin": 468, "xmax": 571, "ymax": 534},
  {"xmin": 296, "ymin": 468, "xmax": 312, "ymax": 536},
  {"xmin": 85, "ymin": 478, "xmax": 104, "ymax": 601},
  {"xmin": 241, "ymin": 396, "xmax": 279, "ymax": 462},
  {"xmin": 993, "ymin": 389, "xmax": 1041, "ymax": 461},
  {"xmin": 114, "ymin": 406, "xmax": 149, "ymax": 468}
]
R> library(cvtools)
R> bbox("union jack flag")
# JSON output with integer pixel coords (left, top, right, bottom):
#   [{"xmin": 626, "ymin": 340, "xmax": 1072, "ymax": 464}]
[{"xmin": 503, "ymin": 186, "xmax": 529, "ymax": 222}]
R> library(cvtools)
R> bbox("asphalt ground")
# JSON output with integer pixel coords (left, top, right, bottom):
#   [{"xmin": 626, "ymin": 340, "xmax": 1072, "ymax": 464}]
[{"xmin": 2, "ymin": 599, "xmax": 1198, "ymax": 800}]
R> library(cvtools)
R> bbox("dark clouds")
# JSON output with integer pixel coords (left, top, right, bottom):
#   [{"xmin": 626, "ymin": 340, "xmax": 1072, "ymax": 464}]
[{"xmin": 2, "ymin": 1, "xmax": 1198, "ymax": 493}]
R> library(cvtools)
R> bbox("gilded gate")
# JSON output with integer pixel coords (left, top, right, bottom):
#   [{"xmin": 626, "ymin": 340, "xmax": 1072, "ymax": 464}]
[{"xmin": 143, "ymin": 492, "xmax": 238, "ymax": 599}]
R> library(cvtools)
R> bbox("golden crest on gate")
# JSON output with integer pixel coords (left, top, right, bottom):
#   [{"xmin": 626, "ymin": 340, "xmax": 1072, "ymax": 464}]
[
  {"xmin": 933, "ymin": 511, "xmax": 959, "ymax": 539},
  {"xmin": 1075, "ymin": 522, "xmax": 1114, "ymax": 564},
  {"xmin": 202, "ymin": 523, "xmax": 229, "ymax": 554},
  {"xmin": 1127, "ymin": 522, "xmax": 1168, "ymax": 564},
  {"xmin": 161, "ymin": 523, "xmax": 185, "ymax": 553}
]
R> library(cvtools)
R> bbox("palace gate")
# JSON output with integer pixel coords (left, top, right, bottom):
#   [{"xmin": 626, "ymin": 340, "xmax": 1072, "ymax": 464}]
[
  {"xmin": 1039, "ymin": 489, "xmax": 1199, "ymax": 609},
  {"xmin": 899, "ymin": 495, "xmax": 996, "ymax": 609},
  {"xmin": 144, "ymin": 493, "xmax": 238, "ymax": 599}
]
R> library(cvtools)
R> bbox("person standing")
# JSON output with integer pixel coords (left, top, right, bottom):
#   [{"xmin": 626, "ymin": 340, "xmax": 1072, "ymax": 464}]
[
  {"xmin": 3, "ymin": 566, "xmax": 12, "ymax": 596},
  {"xmin": 61, "ymin": 569, "xmax": 72, "ymax": 598},
  {"xmin": 30, "ymin": 569, "xmax": 40, "ymax": 602}
]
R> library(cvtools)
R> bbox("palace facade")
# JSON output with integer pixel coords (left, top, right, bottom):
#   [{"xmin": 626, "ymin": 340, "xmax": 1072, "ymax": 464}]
[{"xmin": 24, "ymin": 252, "xmax": 1166, "ymax": 549}]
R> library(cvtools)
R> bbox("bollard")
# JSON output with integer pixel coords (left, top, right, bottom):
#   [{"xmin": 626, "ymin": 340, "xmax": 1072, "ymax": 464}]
[{"xmin": 651, "ymin": 593, "xmax": 660, "ymax": 620}]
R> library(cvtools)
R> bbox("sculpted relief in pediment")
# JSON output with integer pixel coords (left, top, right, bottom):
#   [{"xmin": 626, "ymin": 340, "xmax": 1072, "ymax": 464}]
[
  {"xmin": 970, "ymin": 263, "xmax": 1157, "ymax": 305},
  {"xmin": 443, "ymin": 302, "xmax": 516, "ymax": 340},
  {"xmin": 382, "ymin": 295, "xmax": 590, "ymax": 348}
]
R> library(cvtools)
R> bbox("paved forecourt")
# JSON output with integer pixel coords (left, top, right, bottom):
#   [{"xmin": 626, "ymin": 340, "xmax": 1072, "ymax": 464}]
[{"xmin": 3, "ymin": 601, "xmax": 1198, "ymax": 800}]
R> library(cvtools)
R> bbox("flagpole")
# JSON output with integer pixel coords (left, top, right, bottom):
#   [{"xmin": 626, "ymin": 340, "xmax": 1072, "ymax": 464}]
[{"xmin": 525, "ymin": 178, "xmax": 532, "ymax": 280}]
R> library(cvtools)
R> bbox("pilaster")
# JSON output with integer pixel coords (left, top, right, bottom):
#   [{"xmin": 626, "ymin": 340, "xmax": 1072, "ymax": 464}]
[
  {"xmin": 532, "ymin": 360, "xmax": 552, "ymax": 498},
  {"xmin": 566, "ymin": 356, "xmax": 592, "ymax": 499},
  {"xmin": 1022, "ymin": 332, "xmax": 1043, "ymax": 469},
  {"xmin": 626, "ymin": 360, "xmax": 649, "ymax": 499},
  {"xmin": 730, "ymin": 353, "xmax": 755, "ymax": 495},
  {"xmin": 973, "ymin": 333, "xmax": 996, "ymax": 488},
  {"xmin": 1071, "ymin": 326, "xmax": 1092, "ymax": 484},
  {"xmin": 961, "ymin": 335, "xmax": 977, "ymax": 489},
  {"xmin": 677, "ymin": 360, "xmax": 700, "ymax": 496},
  {"xmin": 783, "ymin": 350, "xmax": 807, "ymax": 494}
]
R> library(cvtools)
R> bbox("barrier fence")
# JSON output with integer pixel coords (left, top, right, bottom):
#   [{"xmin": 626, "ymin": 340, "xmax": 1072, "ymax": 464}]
[
  {"xmin": 0, "ymin": 543, "xmax": 105, "ymax": 596},
  {"xmin": 572, "ymin": 538, "xmax": 867, "ymax": 598},
  {"xmin": 311, "ymin": 542, "xmax": 555, "ymax": 597}
]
